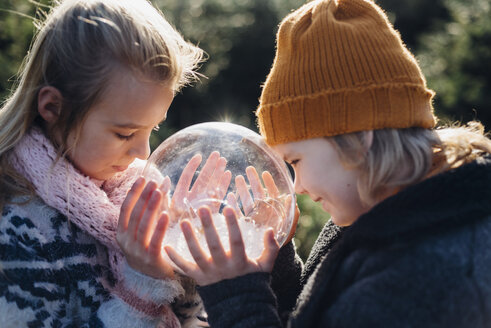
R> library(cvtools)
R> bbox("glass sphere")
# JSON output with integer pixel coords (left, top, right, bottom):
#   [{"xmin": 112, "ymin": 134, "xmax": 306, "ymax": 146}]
[{"xmin": 143, "ymin": 122, "xmax": 295, "ymax": 267}]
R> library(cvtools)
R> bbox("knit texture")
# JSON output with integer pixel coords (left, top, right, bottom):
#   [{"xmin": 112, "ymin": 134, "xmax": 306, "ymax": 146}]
[
  {"xmin": 1, "ymin": 199, "xmax": 169, "ymax": 327},
  {"xmin": 256, "ymin": 0, "xmax": 436, "ymax": 145},
  {"xmin": 6, "ymin": 127, "xmax": 186, "ymax": 326}
]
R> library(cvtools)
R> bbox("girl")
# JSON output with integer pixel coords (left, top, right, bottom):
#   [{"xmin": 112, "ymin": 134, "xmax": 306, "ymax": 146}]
[
  {"xmin": 159, "ymin": 0, "xmax": 491, "ymax": 327},
  {"xmin": 0, "ymin": 0, "xmax": 208, "ymax": 326}
]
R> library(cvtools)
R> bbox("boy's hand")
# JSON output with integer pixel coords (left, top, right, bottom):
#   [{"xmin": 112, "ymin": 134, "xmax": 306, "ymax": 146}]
[
  {"xmin": 164, "ymin": 206, "xmax": 280, "ymax": 286},
  {"xmin": 117, "ymin": 177, "xmax": 174, "ymax": 279},
  {"xmin": 162, "ymin": 151, "xmax": 232, "ymax": 223},
  {"xmin": 226, "ymin": 166, "xmax": 298, "ymax": 243}
]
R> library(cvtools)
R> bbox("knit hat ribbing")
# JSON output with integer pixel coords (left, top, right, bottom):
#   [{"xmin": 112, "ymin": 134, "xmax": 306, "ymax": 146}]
[{"xmin": 256, "ymin": 0, "xmax": 436, "ymax": 145}]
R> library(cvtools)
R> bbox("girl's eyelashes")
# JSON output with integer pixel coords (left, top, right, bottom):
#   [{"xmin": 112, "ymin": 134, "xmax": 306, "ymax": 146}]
[
  {"xmin": 290, "ymin": 159, "xmax": 299, "ymax": 165},
  {"xmin": 115, "ymin": 125, "xmax": 159, "ymax": 140},
  {"xmin": 116, "ymin": 133, "xmax": 135, "ymax": 140}
]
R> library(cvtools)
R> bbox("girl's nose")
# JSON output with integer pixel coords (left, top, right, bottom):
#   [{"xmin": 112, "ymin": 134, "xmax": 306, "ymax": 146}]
[{"xmin": 130, "ymin": 137, "xmax": 151, "ymax": 160}]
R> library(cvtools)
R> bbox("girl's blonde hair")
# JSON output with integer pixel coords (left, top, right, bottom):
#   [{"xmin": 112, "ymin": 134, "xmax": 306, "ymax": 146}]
[
  {"xmin": 0, "ymin": 0, "xmax": 204, "ymax": 211},
  {"xmin": 330, "ymin": 122, "xmax": 491, "ymax": 206}
]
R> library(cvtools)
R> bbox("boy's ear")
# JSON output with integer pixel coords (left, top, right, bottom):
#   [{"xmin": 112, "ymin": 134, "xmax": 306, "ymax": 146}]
[{"xmin": 38, "ymin": 86, "xmax": 62, "ymax": 124}]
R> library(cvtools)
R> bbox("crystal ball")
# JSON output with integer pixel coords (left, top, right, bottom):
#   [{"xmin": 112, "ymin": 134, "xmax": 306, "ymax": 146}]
[{"xmin": 142, "ymin": 122, "xmax": 295, "ymax": 267}]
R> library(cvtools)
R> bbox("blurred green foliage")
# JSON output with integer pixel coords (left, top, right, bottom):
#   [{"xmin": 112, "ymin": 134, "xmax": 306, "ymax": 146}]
[
  {"xmin": 1, "ymin": 0, "xmax": 490, "ymax": 261},
  {"xmin": 295, "ymin": 195, "xmax": 330, "ymax": 261},
  {"xmin": 417, "ymin": 0, "xmax": 491, "ymax": 126},
  {"xmin": 0, "ymin": 0, "xmax": 36, "ymax": 99},
  {"xmin": 151, "ymin": 0, "xmax": 307, "ymax": 146}
]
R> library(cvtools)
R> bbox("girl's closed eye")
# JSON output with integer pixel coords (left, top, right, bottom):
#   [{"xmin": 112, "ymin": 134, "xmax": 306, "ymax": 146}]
[
  {"xmin": 290, "ymin": 159, "xmax": 300, "ymax": 166},
  {"xmin": 116, "ymin": 124, "xmax": 160, "ymax": 141},
  {"xmin": 116, "ymin": 132, "xmax": 135, "ymax": 140}
]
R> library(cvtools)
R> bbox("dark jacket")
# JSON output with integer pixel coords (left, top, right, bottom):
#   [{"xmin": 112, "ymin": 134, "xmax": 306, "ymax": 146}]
[{"xmin": 198, "ymin": 157, "xmax": 491, "ymax": 327}]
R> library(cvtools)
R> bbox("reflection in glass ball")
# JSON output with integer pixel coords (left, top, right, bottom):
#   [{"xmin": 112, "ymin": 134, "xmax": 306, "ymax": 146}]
[{"xmin": 143, "ymin": 122, "xmax": 295, "ymax": 268}]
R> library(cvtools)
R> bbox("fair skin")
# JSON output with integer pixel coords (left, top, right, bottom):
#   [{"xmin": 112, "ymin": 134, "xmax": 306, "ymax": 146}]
[
  {"xmin": 118, "ymin": 158, "xmax": 289, "ymax": 281},
  {"xmin": 38, "ymin": 69, "xmax": 173, "ymax": 181},
  {"xmin": 38, "ymin": 68, "xmax": 179, "ymax": 278},
  {"xmin": 272, "ymin": 137, "xmax": 370, "ymax": 227},
  {"xmin": 117, "ymin": 158, "xmax": 285, "ymax": 281},
  {"xmin": 117, "ymin": 151, "xmax": 232, "ymax": 279},
  {"xmin": 89, "ymin": 103, "xmax": 365, "ymax": 285},
  {"xmin": 163, "ymin": 137, "xmax": 372, "ymax": 285}
]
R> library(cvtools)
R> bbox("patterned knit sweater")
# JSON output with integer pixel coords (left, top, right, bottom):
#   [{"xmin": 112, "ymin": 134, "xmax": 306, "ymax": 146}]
[{"xmin": 0, "ymin": 196, "xmax": 208, "ymax": 327}]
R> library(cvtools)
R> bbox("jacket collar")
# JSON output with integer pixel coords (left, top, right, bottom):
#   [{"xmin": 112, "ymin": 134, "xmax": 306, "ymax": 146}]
[
  {"xmin": 346, "ymin": 156, "xmax": 491, "ymax": 246},
  {"xmin": 291, "ymin": 157, "xmax": 491, "ymax": 326}
]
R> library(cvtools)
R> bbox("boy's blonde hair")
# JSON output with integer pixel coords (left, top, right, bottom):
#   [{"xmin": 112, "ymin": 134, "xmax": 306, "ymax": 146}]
[
  {"xmin": 0, "ymin": 0, "xmax": 204, "ymax": 211},
  {"xmin": 254, "ymin": 0, "xmax": 491, "ymax": 207},
  {"xmin": 330, "ymin": 122, "xmax": 491, "ymax": 206}
]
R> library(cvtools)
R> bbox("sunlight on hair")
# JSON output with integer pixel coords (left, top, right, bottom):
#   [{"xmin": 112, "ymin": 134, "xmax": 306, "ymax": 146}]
[
  {"xmin": 0, "ymin": 0, "xmax": 204, "ymax": 212},
  {"xmin": 329, "ymin": 123, "xmax": 491, "ymax": 207}
]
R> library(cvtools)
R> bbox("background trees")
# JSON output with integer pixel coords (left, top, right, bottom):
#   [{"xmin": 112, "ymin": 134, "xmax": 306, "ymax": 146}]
[
  {"xmin": 1, "ymin": 0, "xmax": 489, "ymax": 260},
  {"xmin": 418, "ymin": 0, "xmax": 491, "ymax": 126}
]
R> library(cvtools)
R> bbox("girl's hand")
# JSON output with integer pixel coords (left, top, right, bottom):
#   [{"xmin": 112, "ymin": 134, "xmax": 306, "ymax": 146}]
[
  {"xmin": 164, "ymin": 206, "xmax": 280, "ymax": 286},
  {"xmin": 117, "ymin": 177, "xmax": 174, "ymax": 279},
  {"xmin": 161, "ymin": 151, "xmax": 232, "ymax": 222}
]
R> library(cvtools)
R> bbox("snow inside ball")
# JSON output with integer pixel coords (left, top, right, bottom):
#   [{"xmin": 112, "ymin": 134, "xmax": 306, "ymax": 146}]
[{"xmin": 142, "ymin": 122, "xmax": 295, "ymax": 268}]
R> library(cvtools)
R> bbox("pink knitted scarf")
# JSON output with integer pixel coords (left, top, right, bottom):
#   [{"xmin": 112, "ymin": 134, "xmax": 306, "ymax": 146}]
[{"xmin": 8, "ymin": 127, "xmax": 180, "ymax": 326}]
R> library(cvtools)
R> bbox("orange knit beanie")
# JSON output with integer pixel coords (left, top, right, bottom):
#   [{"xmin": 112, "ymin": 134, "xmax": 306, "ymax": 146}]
[{"xmin": 256, "ymin": 0, "xmax": 437, "ymax": 145}]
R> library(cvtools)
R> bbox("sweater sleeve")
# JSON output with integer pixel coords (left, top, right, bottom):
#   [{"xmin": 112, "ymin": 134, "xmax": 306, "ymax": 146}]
[
  {"xmin": 120, "ymin": 261, "xmax": 184, "ymax": 304},
  {"xmin": 0, "ymin": 206, "xmax": 109, "ymax": 327},
  {"xmin": 117, "ymin": 264, "xmax": 209, "ymax": 328},
  {"xmin": 0, "ymin": 202, "xmax": 176, "ymax": 328}
]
